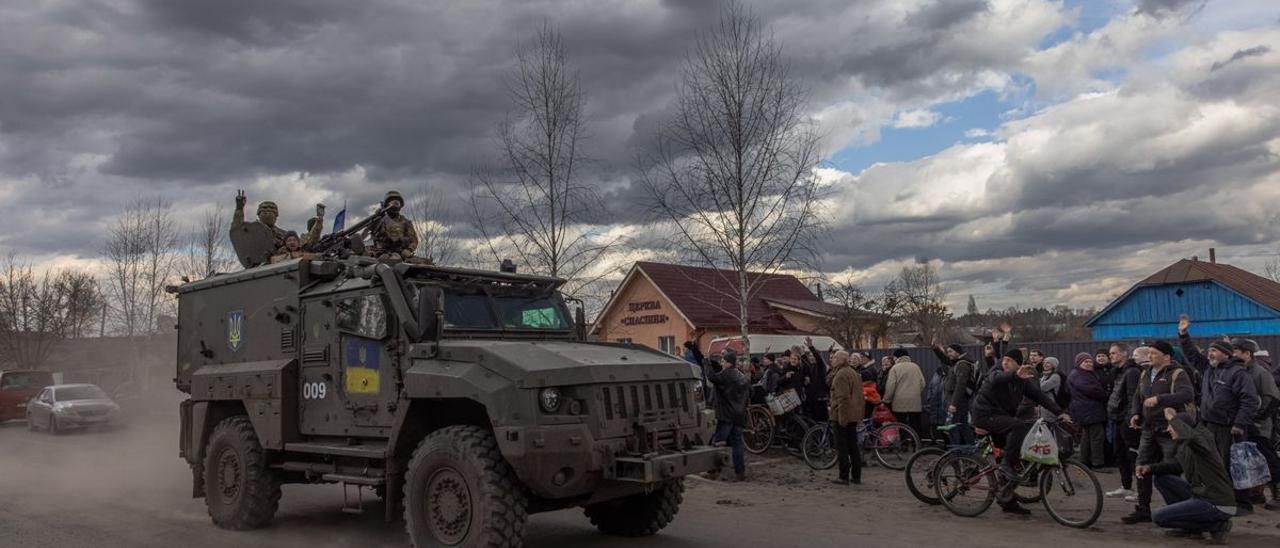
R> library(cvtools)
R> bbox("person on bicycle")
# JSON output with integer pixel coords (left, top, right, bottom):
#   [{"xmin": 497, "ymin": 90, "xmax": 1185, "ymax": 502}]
[{"xmin": 971, "ymin": 348, "xmax": 1072, "ymax": 515}]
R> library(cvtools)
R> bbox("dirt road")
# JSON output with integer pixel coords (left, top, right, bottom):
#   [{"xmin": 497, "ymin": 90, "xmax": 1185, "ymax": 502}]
[{"xmin": 2, "ymin": 415, "xmax": 1277, "ymax": 547}]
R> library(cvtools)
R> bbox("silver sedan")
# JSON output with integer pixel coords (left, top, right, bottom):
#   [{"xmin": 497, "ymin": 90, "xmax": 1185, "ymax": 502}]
[{"xmin": 24, "ymin": 384, "xmax": 121, "ymax": 434}]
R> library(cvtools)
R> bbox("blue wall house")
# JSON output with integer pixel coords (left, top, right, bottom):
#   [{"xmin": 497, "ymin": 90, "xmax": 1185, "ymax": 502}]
[{"xmin": 1085, "ymin": 258, "xmax": 1280, "ymax": 341}]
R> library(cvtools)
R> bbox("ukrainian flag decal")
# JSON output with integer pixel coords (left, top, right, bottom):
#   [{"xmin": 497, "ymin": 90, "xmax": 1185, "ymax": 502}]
[{"xmin": 343, "ymin": 337, "xmax": 381, "ymax": 395}]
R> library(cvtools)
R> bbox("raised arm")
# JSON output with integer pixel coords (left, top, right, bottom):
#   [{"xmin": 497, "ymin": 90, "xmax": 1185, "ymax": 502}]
[{"xmin": 1177, "ymin": 315, "xmax": 1210, "ymax": 376}]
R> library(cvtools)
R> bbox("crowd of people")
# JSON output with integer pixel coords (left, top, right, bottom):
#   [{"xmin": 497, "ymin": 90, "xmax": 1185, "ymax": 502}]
[{"xmin": 691, "ymin": 316, "xmax": 1280, "ymax": 545}]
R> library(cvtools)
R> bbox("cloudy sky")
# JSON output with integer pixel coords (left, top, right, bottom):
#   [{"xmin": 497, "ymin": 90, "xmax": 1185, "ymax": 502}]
[{"xmin": 2, "ymin": 0, "xmax": 1278, "ymax": 312}]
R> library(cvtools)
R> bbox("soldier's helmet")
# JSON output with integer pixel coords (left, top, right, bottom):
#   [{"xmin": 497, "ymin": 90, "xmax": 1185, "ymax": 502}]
[
  {"xmin": 383, "ymin": 191, "xmax": 404, "ymax": 207},
  {"xmin": 257, "ymin": 201, "xmax": 279, "ymax": 213}
]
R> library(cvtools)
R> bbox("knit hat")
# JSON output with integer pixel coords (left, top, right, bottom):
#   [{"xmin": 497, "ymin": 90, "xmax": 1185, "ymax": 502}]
[
  {"xmin": 1151, "ymin": 340, "xmax": 1175, "ymax": 357},
  {"xmin": 892, "ymin": 349, "xmax": 910, "ymax": 358},
  {"xmin": 1208, "ymin": 340, "xmax": 1233, "ymax": 356},
  {"xmin": 1004, "ymin": 348, "xmax": 1024, "ymax": 365},
  {"xmin": 1231, "ymin": 338, "xmax": 1259, "ymax": 354},
  {"xmin": 1043, "ymin": 357, "xmax": 1059, "ymax": 370},
  {"xmin": 947, "ymin": 343, "xmax": 965, "ymax": 355},
  {"xmin": 1074, "ymin": 352, "xmax": 1092, "ymax": 368}
]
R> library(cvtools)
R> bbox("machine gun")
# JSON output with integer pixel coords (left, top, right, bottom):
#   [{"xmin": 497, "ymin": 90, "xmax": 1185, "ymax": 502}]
[{"xmin": 305, "ymin": 205, "xmax": 386, "ymax": 258}]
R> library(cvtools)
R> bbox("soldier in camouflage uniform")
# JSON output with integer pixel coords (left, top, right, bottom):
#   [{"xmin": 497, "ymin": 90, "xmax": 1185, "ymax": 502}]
[
  {"xmin": 365, "ymin": 190, "xmax": 419, "ymax": 260},
  {"xmin": 231, "ymin": 190, "xmax": 289, "ymax": 258}
]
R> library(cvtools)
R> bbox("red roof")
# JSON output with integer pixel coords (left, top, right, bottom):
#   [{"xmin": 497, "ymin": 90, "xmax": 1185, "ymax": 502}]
[
  {"xmin": 630, "ymin": 261, "xmax": 822, "ymax": 330},
  {"xmin": 1137, "ymin": 259, "xmax": 1280, "ymax": 312}
]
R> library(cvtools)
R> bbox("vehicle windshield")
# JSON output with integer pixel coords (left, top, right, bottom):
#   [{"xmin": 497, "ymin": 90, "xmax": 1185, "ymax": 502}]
[
  {"xmin": 54, "ymin": 386, "xmax": 108, "ymax": 402},
  {"xmin": 0, "ymin": 371, "xmax": 54, "ymax": 390},
  {"xmin": 436, "ymin": 287, "xmax": 570, "ymax": 331}
]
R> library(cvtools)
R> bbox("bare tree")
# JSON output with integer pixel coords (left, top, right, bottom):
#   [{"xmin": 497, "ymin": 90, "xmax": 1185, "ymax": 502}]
[
  {"xmin": 55, "ymin": 269, "xmax": 104, "ymax": 339},
  {"xmin": 1266, "ymin": 256, "xmax": 1280, "ymax": 283},
  {"xmin": 0, "ymin": 255, "xmax": 103, "ymax": 369},
  {"xmin": 816, "ymin": 281, "xmax": 882, "ymax": 350},
  {"xmin": 470, "ymin": 24, "xmax": 616, "ymax": 306},
  {"xmin": 103, "ymin": 197, "xmax": 179, "ymax": 337},
  {"xmin": 883, "ymin": 263, "xmax": 952, "ymax": 345},
  {"xmin": 179, "ymin": 204, "xmax": 236, "ymax": 281},
  {"xmin": 408, "ymin": 183, "xmax": 462, "ymax": 266},
  {"xmin": 641, "ymin": 3, "xmax": 824, "ymax": 352}
]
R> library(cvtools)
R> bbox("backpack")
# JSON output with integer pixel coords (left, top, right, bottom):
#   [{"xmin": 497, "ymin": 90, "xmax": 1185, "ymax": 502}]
[{"xmin": 1053, "ymin": 370, "xmax": 1071, "ymax": 410}]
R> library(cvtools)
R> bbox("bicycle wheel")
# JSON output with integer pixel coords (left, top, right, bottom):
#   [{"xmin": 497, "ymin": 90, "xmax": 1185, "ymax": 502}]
[
  {"xmin": 1014, "ymin": 470, "xmax": 1043, "ymax": 504},
  {"xmin": 904, "ymin": 446, "xmax": 947, "ymax": 505},
  {"xmin": 934, "ymin": 453, "xmax": 996, "ymax": 517},
  {"xmin": 1040, "ymin": 459, "xmax": 1103, "ymax": 528},
  {"xmin": 744, "ymin": 406, "xmax": 774, "ymax": 454},
  {"xmin": 802, "ymin": 423, "xmax": 838, "ymax": 470},
  {"xmin": 873, "ymin": 422, "xmax": 920, "ymax": 470}
]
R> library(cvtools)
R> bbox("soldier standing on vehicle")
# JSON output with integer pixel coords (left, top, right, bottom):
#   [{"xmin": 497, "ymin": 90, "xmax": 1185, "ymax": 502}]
[
  {"xmin": 232, "ymin": 190, "xmax": 289, "ymax": 251},
  {"xmin": 366, "ymin": 190, "xmax": 419, "ymax": 259}
]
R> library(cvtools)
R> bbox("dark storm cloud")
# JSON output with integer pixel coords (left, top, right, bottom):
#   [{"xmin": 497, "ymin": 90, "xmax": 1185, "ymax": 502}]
[
  {"xmin": 1134, "ymin": 0, "xmax": 1206, "ymax": 17},
  {"xmin": 1210, "ymin": 45, "xmax": 1271, "ymax": 71},
  {"xmin": 0, "ymin": 0, "xmax": 1059, "ymax": 258}
]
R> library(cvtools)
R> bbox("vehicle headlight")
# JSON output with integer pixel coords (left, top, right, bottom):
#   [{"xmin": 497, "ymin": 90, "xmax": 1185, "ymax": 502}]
[
  {"xmin": 539, "ymin": 388, "xmax": 562, "ymax": 413},
  {"xmin": 54, "ymin": 405, "xmax": 75, "ymax": 416}
]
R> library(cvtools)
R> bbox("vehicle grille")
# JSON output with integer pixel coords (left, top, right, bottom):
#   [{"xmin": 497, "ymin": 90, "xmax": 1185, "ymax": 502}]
[
  {"xmin": 78, "ymin": 409, "xmax": 108, "ymax": 417},
  {"xmin": 600, "ymin": 382, "xmax": 689, "ymax": 421}
]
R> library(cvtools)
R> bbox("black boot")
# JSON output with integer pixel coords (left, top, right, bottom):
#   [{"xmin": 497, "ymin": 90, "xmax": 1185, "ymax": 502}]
[
  {"xmin": 1120, "ymin": 507, "xmax": 1151, "ymax": 524},
  {"xmin": 1000, "ymin": 500, "xmax": 1032, "ymax": 515}
]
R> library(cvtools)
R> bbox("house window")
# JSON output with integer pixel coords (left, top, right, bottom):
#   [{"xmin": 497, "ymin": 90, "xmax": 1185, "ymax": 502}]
[
  {"xmin": 659, "ymin": 336, "xmax": 676, "ymax": 354},
  {"xmin": 616, "ymin": 338, "xmax": 632, "ymax": 344}
]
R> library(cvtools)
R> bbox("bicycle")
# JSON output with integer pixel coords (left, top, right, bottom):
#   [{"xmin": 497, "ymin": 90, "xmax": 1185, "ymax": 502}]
[
  {"xmin": 800, "ymin": 416, "xmax": 920, "ymax": 471},
  {"xmin": 744, "ymin": 404, "xmax": 774, "ymax": 454},
  {"xmin": 932, "ymin": 419, "xmax": 1103, "ymax": 528},
  {"xmin": 904, "ymin": 424, "xmax": 1041, "ymax": 506}
]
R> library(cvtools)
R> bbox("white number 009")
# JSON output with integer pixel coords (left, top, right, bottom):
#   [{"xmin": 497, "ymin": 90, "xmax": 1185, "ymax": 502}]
[{"xmin": 302, "ymin": 382, "xmax": 327, "ymax": 400}]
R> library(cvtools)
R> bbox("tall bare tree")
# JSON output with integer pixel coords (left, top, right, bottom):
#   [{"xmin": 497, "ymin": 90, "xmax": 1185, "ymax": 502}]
[
  {"xmin": 0, "ymin": 255, "xmax": 102, "ymax": 369},
  {"xmin": 816, "ymin": 281, "xmax": 882, "ymax": 350},
  {"xmin": 641, "ymin": 3, "xmax": 824, "ymax": 351},
  {"xmin": 408, "ymin": 183, "xmax": 462, "ymax": 266},
  {"xmin": 103, "ymin": 197, "xmax": 178, "ymax": 337},
  {"xmin": 884, "ymin": 263, "xmax": 952, "ymax": 345},
  {"xmin": 179, "ymin": 204, "xmax": 236, "ymax": 281},
  {"xmin": 470, "ymin": 24, "xmax": 616, "ymax": 304}
]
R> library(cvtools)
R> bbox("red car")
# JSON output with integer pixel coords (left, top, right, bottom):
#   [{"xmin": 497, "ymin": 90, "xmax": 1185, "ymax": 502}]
[{"xmin": 0, "ymin": 370, "xmax": 55, "ymax": 422}]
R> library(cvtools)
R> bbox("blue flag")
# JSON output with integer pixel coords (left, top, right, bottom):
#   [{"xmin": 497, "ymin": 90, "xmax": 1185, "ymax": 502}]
[{"xmin": 331, "ymin": 203, "xmax": 346, "ymax": 234}]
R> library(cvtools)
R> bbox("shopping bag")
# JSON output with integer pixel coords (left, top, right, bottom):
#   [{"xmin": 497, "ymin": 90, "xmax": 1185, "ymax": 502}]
[
  {"xmin": 1230, "ymin": 441, "xmax": 1273, "ymax": 490},
  {"xmin": 1020, "ymin": 419, "xmax": 1060, "ymax": 466}
]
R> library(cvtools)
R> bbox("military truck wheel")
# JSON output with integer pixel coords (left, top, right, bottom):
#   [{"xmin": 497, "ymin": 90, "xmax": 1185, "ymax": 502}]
[
  {"xmin": 583, "ymin": 479, "xmax": 684, "ymax": 537},
  {"xmin": 203, "ymin": 416, "xmax": 281, "ymax": 530},
  {"xmin": 403, "ymin": 425, "xmax": 528, "ymax": 547}
]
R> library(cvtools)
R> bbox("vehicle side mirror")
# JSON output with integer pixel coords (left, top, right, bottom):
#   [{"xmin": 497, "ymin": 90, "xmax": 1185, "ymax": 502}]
[
  {"xmin": 417, "ymin": 287, "xmax": 443, "ymax": 341},
  {"xmin": 575, "ymin": 305, "xmax": 587, "ymax": 341}
]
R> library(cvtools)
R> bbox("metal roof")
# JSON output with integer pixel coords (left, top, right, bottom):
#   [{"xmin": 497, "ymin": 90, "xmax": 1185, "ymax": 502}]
[{"xmin": 1085, "ymin": 258, "xmax": 1280, "ymax": 327}]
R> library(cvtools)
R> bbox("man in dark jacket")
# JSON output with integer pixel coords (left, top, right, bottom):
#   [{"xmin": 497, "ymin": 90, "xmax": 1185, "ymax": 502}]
[
  {"xmin": 938, "ymin": 343, "xmax": 977, "ymax": 446},
  {"xmin": 1123, "ymin": 340, "xmax": 1196, "ymax": 524},
  {"xmin": 1178, "ymin": 317, "xmax": 1261, "ymax": 512},
  {"xmin": 801, "ymin": 337, "xmax": 830, "ymax": 422},
  {"xmin": 1236, "ymin": 339, "xmax": 1280, "ymax": 511},
  {"xmin": 1139, "ymin": 408, "xmax": 1237, "ymax": 544},
  {"xmin": 1069, "ymin": 352, "xmax": 1109, "ymax": 468},
  {"xmin": 1106, "ymin": 343, "xmax": 1142, "ymax": 498},
  {"xmin": 972, "ymin": 348, "xmax": 1071, "ymax": 515},
  {"xmin": 762, "ymin": 354, "xmax": 783, "ymax": 395},
  {"xmin": 709, "ymin": 350, "xmax": 749, "ymax": 481}
]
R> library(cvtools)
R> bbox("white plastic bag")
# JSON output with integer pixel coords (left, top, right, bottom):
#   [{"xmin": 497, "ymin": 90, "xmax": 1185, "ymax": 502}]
[
  {"xmin": 1230, "ymin": 442, "xmax": 1273, "ymax": 490},
  {"xmin": 1021, "ymin": 419, "xmax": 1060, "ymax": 466}
]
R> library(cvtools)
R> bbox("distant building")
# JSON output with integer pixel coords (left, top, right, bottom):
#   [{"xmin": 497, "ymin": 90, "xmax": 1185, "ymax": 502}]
[
  {"xmin": 1085, "ymin": 255, "xmax": 1280, "ymax": 340},
  {"xmin": 593, "ymin": 261, "xmax": 876, "ymax": 354}
]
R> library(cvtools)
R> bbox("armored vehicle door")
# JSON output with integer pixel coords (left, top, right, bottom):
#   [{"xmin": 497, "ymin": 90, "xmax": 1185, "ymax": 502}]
[{"xmin": 299, "ymin": 290, "xmax": 397, "ymax": 437}]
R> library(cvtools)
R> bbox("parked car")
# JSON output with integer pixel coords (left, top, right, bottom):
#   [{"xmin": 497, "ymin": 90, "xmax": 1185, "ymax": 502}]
[
  {"xmin": 25, "ymin": 384, "xmax": 121, "ymax": 434},
  {"xmin": 0, "ymin": 370, "xmax": 55, "ymax": 423}
]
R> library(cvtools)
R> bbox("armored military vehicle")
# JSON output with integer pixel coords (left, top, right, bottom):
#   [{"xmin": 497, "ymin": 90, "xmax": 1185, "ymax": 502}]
[{"xmin": 173, "ymin": 254, "xmax": 726, "ymax": 547}]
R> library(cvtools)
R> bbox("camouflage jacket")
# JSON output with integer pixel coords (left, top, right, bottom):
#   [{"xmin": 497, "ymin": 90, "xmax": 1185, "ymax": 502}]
[{"xmin": 369, "ymin": 214, "xmax": 418, "ymax": 255}]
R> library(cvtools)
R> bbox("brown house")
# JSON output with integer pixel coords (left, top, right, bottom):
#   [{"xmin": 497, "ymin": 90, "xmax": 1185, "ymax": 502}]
[{"xmin": 593, "ymin": 262, "xmax": 876, "ymax": 355}]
